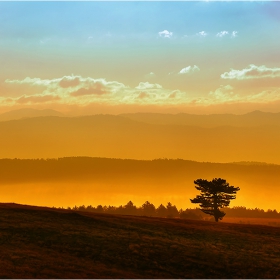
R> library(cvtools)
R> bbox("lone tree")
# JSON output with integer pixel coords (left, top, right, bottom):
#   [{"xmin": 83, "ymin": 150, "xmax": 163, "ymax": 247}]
[{"xmin": 190, "ymin": 178, "xmax": 240, "ymax": 222}]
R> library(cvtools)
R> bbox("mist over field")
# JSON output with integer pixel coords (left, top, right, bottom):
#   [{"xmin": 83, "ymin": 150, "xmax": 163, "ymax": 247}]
[{"xmin": 1, "ymin": 156, "xmax": 280, "ymax": 211}]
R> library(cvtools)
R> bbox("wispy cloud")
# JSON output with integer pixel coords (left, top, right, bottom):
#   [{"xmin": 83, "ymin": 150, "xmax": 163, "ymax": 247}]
[
  {"xmin": 208, "ymin": 85, "xmax": 237, "ymax": 102},
  {"xmin": 16, "ymin": 94, "xmax": 61, "ymax": 104},
  {"xmin": 178, "ymin": 65, "xmax": 200, "ymax": 74},
  {"xmin": 216, "ymin": 31, "xmax": 229, "ymax": 37},
  {"xmin": 138, "ymin": 92, "xmax": 149, "ymax": 99},
  {"xmin": 221, "ymin": 64, "xmax": 280, "ymax": 80},
  {"xmin": 59, "ymin": 76, "xmax": 81, "ymax": 88},
  {"xmin": 197, "ymin": 31, "xmax": 207, "ymax": 37},
  {"xmin": 3, "ymin": 76, "xmax": 188, "ymax": 106},
  {"xmin": 5, "ymin": 77, "xmax": 58, "ymax": 87},
  {"xmin": 158, "ymin": 30, "xmax": 173, "ymax": 38},
  {"xmin": 231, "ymin": 31, "xmax": 238, "ymax": 38},
  {"xmin": 135, "ymin": 82, "xmax": 162, "ymax": 90},
  {"xmin": 4, "ymin": 72, "xmax": 280, "ymax": 110},
  {"xmin": 70, "ymin": 82, "xmax": 108, "ymax": 97}
]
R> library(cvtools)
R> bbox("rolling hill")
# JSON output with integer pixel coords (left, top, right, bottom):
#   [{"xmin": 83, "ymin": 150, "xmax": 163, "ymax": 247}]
[{"xmin": 1, "ymin": 203, "xmax": 280, "ymax": 279}]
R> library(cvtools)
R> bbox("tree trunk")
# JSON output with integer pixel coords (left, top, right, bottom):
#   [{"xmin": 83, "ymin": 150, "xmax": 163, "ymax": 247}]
[{"xmin": 214, "ymin": 194, "xmax": 219, "ymax": 222}]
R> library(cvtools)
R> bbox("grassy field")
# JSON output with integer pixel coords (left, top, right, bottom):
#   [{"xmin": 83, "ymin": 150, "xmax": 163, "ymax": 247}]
[
  {"xmin": 1, "ymin": 203, "xmax": 280, "ymax": 278},
  {"xmin": 222, "ymin": 217, "xmax": 280, "ymax": 227}
]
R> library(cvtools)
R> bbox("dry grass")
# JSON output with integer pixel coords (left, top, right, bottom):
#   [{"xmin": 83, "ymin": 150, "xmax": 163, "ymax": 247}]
[
  {"xmin": 222, "ymin": 217, "xmax": 280, "ymax": 227},
  {"xmin": 0, "ymin": 203, "xmax": 280, "ymax": 278}
]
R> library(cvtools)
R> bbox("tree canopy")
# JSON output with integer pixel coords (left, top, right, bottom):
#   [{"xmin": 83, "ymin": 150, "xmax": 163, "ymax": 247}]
[{"xmin": 190, "ymin": 178, "xmax": 240, "ymax": 222}]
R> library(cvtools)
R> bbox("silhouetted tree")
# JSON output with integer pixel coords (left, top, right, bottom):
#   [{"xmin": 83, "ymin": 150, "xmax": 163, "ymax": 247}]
[
  {"xmin": 166, "ymin": 202, "xmax": 179, "ymax": 218},
  {"xmin": 95, "ymin": 205, "xmax": 104, "ymax": 213},
  {"xmin": 142, "ymin": 201, "xmax": 156, "ymax": 216},
  {"xmin": 106, "ymin": 205, "xmax": 117, "ymax": 214},
  {"xmin": 179, "ymin": 209, "xmax": 202, "ymax": 220},
  {"xmin": 116, "ymin": 205, "xmax": 125, "ymax": 215},
  {"xmin": 124, "ymin": 201, "xmax": 138, "ymax": 215},
  {"xmin": 86, "ymin": 205, "xmax": 94, "ymax": 212},
  {"xmin": 190, "ymin": 178, "xmax": 240, "ymax": 222},
  {"xmin": 78, "ymin": 205, "xmax": 86, "ymax": 211},
  {"xmin": 156, "ymin": 204, "xmax": 167, "ymax": 217}
]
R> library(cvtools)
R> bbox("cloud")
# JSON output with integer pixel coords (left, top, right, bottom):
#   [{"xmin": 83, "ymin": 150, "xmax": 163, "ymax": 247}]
[
  {"xmin": 169, "ymin": 91, "xmax": 179, "ymax": 98},
  {"xmin": 197, "ymin": 31, "xmax": 207, "ymax": 37},
  {"xmin": 16, "ymin": 94, "xmax": 61, "ymax": 104},
  {"xmin": 135, "ymin": 82, "xmax": 162, "ymax": 90},
  {"xmin": 5, "ymin": 76, "xmax": 126, "ymax": 100},
  {"xmin": 3, "ymin": 73, "xmax": 280, "ymax": 114},
  {"xmin": 138, "ymin": 92, "xmax": 149, "ymax": 99},
  {"xmin": 3, "ymin": 77, "xmax": 59, "ymax": 98},
  {"xmin": 216, "ymin": 31, "xmax": 229, "ymax": 37},
  {"xmin": 70, "ymin": 82, "xmax": 109, "ymax": 97},
  {"xmin": 178, "ymin": 65, "xmax": 200, "ymax": 74},
  {"xmin": 242, "ymin": 88, "xmax": 280, "ymax": 103},
  {"xmin": 231, "ymin": 31, "xmax": 238, "ymax": 38},
  {"xmin": 221, "ymin": 64, "xmax": 280, "ymax": 80},
  {"xmin": 208, "ymin": 85, "xmax": 237, "ymax": 102},
  {"xmin": 158, "ymin": 30, "xmax": 173, "ymax": 38},
  {"xmin": 3, "ymin": 75, "xmax": 211, "ymax": 107},
  {"xmin": 144, "ymin": 72, "xmax": 156, "ymax": 80},
  {"xmin": 59, "ymin": 76, "xmax": 81, "ymax": 88},
  {"xmin": 5, "ymin": 77, "xmax": 57, "ymax": 87}
]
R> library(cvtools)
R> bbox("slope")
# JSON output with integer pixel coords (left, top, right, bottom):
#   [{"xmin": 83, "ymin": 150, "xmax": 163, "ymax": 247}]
[{"xmin": 1, "ymin": 203, "xmax": 280, "ymax": 279}]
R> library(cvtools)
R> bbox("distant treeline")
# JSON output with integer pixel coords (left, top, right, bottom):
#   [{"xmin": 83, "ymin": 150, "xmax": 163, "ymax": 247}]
[
  {"xmin": 61, "ymin": 201, "xmax": 280, "ymax": 220},
  {"xmin": 1, "ymin": 157, "xmax": 280, "ymax": 184}
]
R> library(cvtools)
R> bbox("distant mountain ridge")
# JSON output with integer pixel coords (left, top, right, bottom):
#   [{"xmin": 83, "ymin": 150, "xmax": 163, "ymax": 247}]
[
  {"xmin": 0, "ymin": 108, "xmax": 65, "ymax": 121},
  {"xmin": 120, "ymin": 110, "xmax": 280, "ymax": 128},
  {"xmin": 1, "ymin": 109, "xmax": 280, "ymax": 127},
  {"xmin": 0, "ymin": 114, "xmax": 280, "ymax": 164}
]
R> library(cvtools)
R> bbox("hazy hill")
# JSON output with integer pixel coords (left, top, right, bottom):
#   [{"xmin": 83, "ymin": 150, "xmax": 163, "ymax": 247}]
[
  {"xmin": 121, "ymin": 110, "xmax": 280, "ymax": 128},
  {"xmin": 1, "ymin": 157, "xmax": 280, "ymax": 211},
  {"xmin": 0, "ymin": 114, "xmax": 280, "ymax": 164},
  {"xmin": 0, "ymin": 108, "xmax": 64, "ymax": 121},
  {"xmin": 1, "ymin": 203, "xmax": 280, "ymax": 279}
]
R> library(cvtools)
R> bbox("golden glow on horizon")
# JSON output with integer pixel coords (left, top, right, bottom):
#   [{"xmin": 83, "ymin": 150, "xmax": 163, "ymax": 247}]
[
  {"xmin": 1, "ymin": 74, "xmax": 280, "ymax": 116},
  {"xmin": 1, "ymin": 181, "xmax": 279, "ymax": 212}
]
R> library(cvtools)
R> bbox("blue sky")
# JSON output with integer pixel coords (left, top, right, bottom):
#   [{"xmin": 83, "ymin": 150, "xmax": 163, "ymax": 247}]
[{"xmin": 0, "ymin": 1, "xmax": 280, "ymax": 114}]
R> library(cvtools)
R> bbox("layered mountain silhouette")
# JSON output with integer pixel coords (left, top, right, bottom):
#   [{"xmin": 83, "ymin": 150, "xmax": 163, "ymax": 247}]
[
  {"xmin": 0, "ymin": 108, "xmax": 64, "ymax": 122},
  {"xmin": 0, "ymin": 112, "xmax": 279, "ymax": 164},
  {"xmin": 121, "ymin": 110, "xmax": 280, "ymax": 128}
]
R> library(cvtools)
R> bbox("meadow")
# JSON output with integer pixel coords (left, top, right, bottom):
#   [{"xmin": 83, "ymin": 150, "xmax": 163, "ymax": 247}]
[{"xmin": 1, "ymin": 203, "xmax": 280, "ymax": 279}]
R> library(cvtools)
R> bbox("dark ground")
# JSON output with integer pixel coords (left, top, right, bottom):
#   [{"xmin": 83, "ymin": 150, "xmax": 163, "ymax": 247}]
[{"xmin": 0, "ymin": 203, "xmax": 280, "ymax": 278}]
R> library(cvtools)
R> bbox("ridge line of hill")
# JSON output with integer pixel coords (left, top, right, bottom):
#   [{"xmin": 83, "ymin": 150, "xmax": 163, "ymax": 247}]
[{"xmin": 0, "ymin": 156, "xmax": 279, "ymax": 166}]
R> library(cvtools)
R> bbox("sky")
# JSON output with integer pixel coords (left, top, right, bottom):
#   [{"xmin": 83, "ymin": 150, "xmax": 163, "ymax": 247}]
[{"xmin": 1, "ymin": 1, "xmax": 280, "ymax": 115}]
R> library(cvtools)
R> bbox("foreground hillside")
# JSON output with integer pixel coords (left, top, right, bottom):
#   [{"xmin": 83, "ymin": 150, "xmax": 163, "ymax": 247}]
[{"xmin": 1, "ymin": 203, "xmax": 280, "ymax": 278}]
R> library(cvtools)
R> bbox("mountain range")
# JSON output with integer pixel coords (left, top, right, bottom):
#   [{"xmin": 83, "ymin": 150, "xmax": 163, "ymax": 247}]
[{"xmin": 0, "ymin": 111, "xmax": 279, "ymax": 164}]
